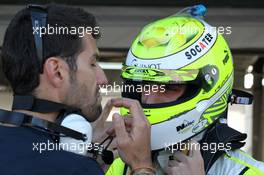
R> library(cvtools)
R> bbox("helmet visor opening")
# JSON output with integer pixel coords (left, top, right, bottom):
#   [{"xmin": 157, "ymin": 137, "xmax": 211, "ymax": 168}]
[
  {"xmin": 121, "ymin": 79, "xmax": 201, "ymax": 108},
  {"xmin": 141, "ymin": 82, "xmax": 201, "ymax": 108}
]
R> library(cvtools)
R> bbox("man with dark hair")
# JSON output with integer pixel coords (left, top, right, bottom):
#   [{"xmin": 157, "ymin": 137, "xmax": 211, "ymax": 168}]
[{"xmin": 0, "ymin": 4, "xmax": 154, "ymax": 175}]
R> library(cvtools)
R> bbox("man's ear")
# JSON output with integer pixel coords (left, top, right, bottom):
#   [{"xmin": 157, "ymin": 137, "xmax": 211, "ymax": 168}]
[{"xmin": 43, "ymin": 57, "xmax": 67, "ymax": 88}]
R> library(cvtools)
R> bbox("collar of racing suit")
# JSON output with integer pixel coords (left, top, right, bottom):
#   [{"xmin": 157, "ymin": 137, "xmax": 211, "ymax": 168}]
[{"xmin": 200, "ymin": 119, "xmax": 247, "ymax": 173}]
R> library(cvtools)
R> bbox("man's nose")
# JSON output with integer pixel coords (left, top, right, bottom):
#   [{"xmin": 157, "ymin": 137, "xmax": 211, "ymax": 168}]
[{"xmin": 96, "ymin": 67, "xmax": 108, "ymax": 86}]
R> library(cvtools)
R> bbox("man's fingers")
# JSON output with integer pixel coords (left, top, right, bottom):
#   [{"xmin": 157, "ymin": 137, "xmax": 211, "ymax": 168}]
[
  {"xmin": 188, "ymin": 140, "xmax": 201, "ymax": 157},
  {"xmin": 111, "ymin": 98, "xmax": 146, "ymax": 124},
  {"xmin": 106, "ymin": 127, "xmax": 115, "ymax": 136},
  {"xmin": 168, "ymin": 159, "xmax": 180, "ymax": 167},
  {"xmin": 165, "ymin": 166, "xmax": 180, "ymax": 175},
  {"xmin": 123, "ymin": 116, "xmax": 133, "ymax": 127},
  {"xmin": 112, "ymin": 113, "xmax": 129, "ymax": 144},
  {"xmin": 106, "ymin": 116, "xmax": 133, "ymax": 136},
  {"xmin": 98, "ymin": 99, "xmax": 113, "ymax": 128},
  {"xmin": 172, "ymin": 151, "xmax": 188, "ymax": 163}
]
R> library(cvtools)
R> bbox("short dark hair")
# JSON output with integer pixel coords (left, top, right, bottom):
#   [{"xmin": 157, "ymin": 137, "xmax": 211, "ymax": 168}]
[{"xmin": 1, "ymin": 4, "xmax": 100, "ymax": 95}]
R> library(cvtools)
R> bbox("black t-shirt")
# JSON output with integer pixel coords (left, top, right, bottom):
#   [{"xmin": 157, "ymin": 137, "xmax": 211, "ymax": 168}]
[{"xmin": 0, "ymin": 125, "xmax": 104, "ymax": 175}]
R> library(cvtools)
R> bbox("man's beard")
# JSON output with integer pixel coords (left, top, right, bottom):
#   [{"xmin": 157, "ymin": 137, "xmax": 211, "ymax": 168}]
[
  {"xmin": 82, "ymin": 102, "xmax": 102, "ymax": 122},
  {"xmin": 64, "ymin": 75, "xmax": 102, "ymax": 122}
]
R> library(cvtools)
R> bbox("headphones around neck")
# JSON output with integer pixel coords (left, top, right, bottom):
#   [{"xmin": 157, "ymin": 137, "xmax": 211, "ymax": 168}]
[{"xmin": 0, "ymin": 95, "xmax": 114, "ymax": 164}]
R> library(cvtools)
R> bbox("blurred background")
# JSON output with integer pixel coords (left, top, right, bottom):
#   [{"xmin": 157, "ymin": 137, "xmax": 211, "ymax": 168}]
[{"xmin": 0, "ymin": 0, "xmax": 263, "ymax": 160}]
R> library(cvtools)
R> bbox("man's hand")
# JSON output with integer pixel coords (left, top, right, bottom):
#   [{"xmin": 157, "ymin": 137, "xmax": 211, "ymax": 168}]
[
  {"xmin": 165, "ymin": 140, "xmax": 205, "ymax": 175},
  {"xmin": 109, "ymin": 98, "xmax": 153, "ymax": 171},
  {"xmin": 91, "ymin": 99, "xmax": 113, "ymax": 144}
]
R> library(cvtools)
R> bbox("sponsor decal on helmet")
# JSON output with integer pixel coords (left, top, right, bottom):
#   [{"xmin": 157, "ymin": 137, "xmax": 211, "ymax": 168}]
[
  {"xmin": 130, "ymin": 59, "xmax": 161, "ymax": 69},
  {"xmin": 126, "ymin": 23, "xmax": 217, "ymax": 70},
  {"xmin": 176, "ymin": 120, "xmax": 195, "ymax": 133},
  {"xmin": 185, "ymin": 33, "xmax": 214, "ymax": 60}
]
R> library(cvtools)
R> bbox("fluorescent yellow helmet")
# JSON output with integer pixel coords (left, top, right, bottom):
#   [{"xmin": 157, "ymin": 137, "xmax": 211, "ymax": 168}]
[{"xmin": 121, "ymin": 5, "xmax": 234, "ymax": 151}]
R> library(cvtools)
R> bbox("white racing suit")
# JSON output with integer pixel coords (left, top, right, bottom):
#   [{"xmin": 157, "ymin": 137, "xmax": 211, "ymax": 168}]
[
  {"xmin": 106, "ymin": 123, "xmax": 264, "ymax": 175},
  {"xmin": 106, "ymin": 149, "xmax": 264, "ymax": 175},
  {"xmin": 207, "ymin": 149, "xmax": 264, "ymax": 175}
]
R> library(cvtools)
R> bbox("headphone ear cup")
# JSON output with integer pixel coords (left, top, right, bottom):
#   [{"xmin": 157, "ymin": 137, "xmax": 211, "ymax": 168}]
[
  {"xmin": 60, "ymin": 114, "xmax": 92, "ymax": 155},
  {"xmin": 102, "ymin": 150, "xmax": 114, "ymax": 165}
]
